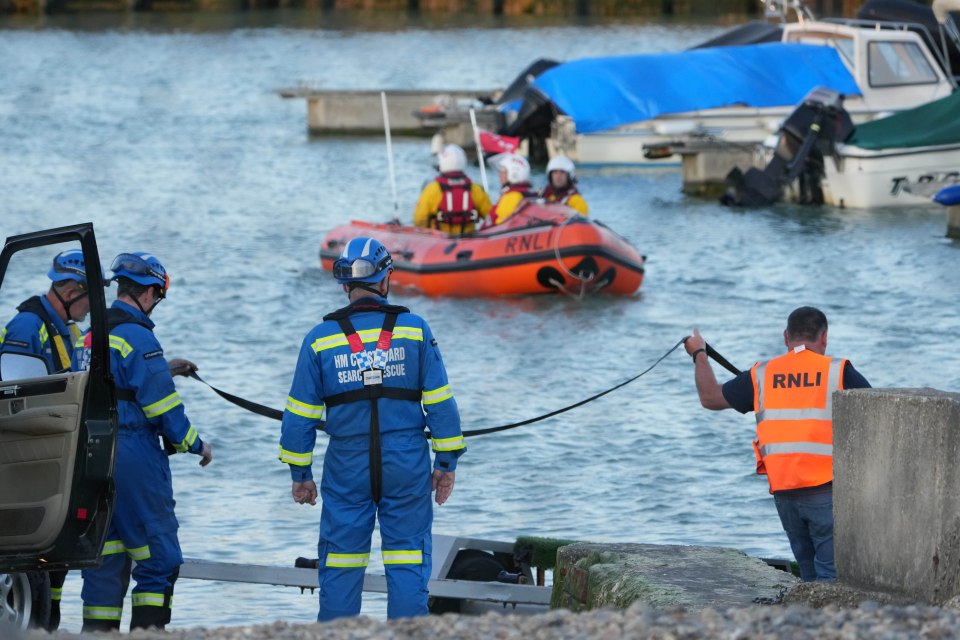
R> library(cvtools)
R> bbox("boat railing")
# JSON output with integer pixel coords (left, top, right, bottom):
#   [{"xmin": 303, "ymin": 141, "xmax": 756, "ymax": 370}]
[
  {"xmin": 762, "ymin": 0, "xmax": 816, "ymax": 24},
  {"xmin": 822, "ymin": 16, "xmax": 937, "ymax": 35}
]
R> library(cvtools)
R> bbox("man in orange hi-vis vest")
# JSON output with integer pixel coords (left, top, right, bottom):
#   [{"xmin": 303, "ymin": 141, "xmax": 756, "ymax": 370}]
[{"xmin": 684, "ymin": 307, "xmax": 871, "ymax": 582}]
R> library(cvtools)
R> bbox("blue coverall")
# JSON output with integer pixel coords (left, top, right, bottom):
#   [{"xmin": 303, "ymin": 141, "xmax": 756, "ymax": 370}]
[
  {"xmin": 280, "ymin": 296, "xmax": 465, "ymax": 621},
  {"xmin": 73, "ymin": 301, "xmax": 205, "ymax": 631},
  {"xmin": 0, "ymin": 294, "xmax": 79, "ymax": 373}
]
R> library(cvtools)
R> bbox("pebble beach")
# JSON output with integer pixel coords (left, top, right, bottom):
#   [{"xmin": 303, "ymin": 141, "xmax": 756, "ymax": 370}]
[{"xmin": 12, "ymin": 582, "xmax": 960, "ymax": 639}]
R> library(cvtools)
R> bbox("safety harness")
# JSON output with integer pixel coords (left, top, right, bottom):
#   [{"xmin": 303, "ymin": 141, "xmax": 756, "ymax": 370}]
[
  {"xmin": 15, "ymin": 296, "xmax": 80, "ymax": 373},
  {"xmin": 435, "ymin": 172, "xmax": 479, "ymax": 233},
  {"xmin": 542, "ymin": 184, "xmax": 581, "ymax": 205},
  {"xmin": 104, "ymin": 308, "xmax": 179, "ymax": 455},
  {"xmin": 501, "ymin": 182, "xmax": 536, "ymax": 198},
  {"xmin": 322, "ymin": 300, "xmax": 422, "ymax": 503},
  {"xmin": 105, "ymin": 308, "xmax": 150, "ymax": 409}
]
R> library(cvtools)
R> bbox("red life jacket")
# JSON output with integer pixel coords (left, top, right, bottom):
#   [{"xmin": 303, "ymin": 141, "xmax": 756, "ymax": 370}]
[
  {"xmin": 542, "ymin": 184, "xmax": 581, "ymax": 205},
  {"xmin": 501, "ymin": 181, "xmax": 536, "ymax": 199},
  {"xmin": 435, "ymin": 172, "xmax": 478, "ymax": 229}
]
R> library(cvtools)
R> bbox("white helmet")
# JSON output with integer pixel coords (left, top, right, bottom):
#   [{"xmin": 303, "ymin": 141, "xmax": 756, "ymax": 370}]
[
  {"xmin": 437, "ymin": 144, "xmax": 467, "ymax": 173},
  {"xmin": 499, "ymin": 154, "xmax": 530, "ymax": 184},
  {"xmin": 546, "ymin": 155, "xmax": 576, "ymax": 179}
]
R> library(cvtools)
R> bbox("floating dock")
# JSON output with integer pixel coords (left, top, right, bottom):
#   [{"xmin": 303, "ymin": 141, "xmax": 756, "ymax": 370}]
[{"xmin": 278, "ymin": 87, "xmax": 498, "ymax": 139}]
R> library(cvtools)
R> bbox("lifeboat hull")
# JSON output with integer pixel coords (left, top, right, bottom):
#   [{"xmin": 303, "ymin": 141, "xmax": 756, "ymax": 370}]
[{"xmin": 319, "ymin": 202, "xmax": 645, "ymax": 297}]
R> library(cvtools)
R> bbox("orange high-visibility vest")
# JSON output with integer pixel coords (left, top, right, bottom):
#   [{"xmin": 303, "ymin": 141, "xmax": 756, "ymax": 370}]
[{"xmin": 750, "ymin": 346, "xmax": 846, "ymax": 493}]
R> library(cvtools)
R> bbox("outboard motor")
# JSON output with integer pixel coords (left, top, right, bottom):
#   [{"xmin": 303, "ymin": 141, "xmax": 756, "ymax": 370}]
[
  {"xmin": 721, "ymin": 86, "xmax": 854, "ymax": 207},
  {"xmin": 495, "ymin": 58, "xmax": 560, "ymax": 106},
  {"xmin": 500, "ymin": 87, "xmax": 558, "ymax": 164}
]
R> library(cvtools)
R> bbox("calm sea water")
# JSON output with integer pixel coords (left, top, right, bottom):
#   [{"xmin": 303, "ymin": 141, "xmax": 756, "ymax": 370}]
[{"xmin": 1, "ymin": 11, "xmax": 959, "ymax": 630}]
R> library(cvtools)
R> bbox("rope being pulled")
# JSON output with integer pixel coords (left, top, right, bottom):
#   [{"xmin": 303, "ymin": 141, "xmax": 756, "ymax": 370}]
[
  {"xmin": 185, "ymin": 337, "xmax": 738, "ymax": 438},
  {"xmin": 459, "ymin": 338, "xmax": 686, "ymax": 437}
]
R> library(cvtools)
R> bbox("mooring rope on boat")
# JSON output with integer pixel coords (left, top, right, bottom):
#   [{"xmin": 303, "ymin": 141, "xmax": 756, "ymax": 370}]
[
  {"xmin": 549, "ymin": 213, "xmax": 597, "ymax": 299},
  {"xmin": 185, "ymin": 338, "xmax": 740, "ymax": 437}
]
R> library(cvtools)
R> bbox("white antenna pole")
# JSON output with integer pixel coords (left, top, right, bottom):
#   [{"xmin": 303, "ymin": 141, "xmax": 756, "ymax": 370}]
[
  {"xmin": 469, "ymin": 108, "xmax": 490, "ymax": 194},
  {"xmin": 381, "ymin": 91, "xmax": 400, "ymax": 220}
]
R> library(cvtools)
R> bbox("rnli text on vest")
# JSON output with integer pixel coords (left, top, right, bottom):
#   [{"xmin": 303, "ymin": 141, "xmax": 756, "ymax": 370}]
[{"xmin": 772, "ymin": 372, "xmax": 822, "ymax": 388}]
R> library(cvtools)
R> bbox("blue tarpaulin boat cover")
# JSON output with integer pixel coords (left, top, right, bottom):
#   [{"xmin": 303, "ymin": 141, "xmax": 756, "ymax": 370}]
[{"xmin": 532, "ymin": 43, "xmax": 862, "ymax": 133}]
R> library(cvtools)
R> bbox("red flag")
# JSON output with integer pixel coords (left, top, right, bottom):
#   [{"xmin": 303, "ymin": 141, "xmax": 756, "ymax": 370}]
[{"xmin": 478, "ymin": 129, "xmax": 520, "ymax": 155}]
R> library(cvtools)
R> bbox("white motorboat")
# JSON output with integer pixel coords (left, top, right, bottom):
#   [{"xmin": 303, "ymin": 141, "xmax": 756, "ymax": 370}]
[
  {"xmin": 420, "ymin": 0, "xmax": 959, "ymax": 169},
  {"xmin": 545, "ymin": 12, "xmax": 956, "ymax": 167},
  {"xmin": 820, "ymin": 90, "xmax": 960, "ymax": 208},
  {"xmin": 720, "ymin": 86, "xmax": 960, "ymax": 209}
]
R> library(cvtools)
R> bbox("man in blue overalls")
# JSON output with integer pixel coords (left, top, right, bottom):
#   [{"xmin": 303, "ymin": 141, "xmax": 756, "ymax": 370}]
[
  {"xmin": 280, "ymin": 237, "xmax": 465, "ymax": 620},
  {"xmin": 0, "ymin": 248, "xmax": 90, "ymax": 375},
  {"xmin": 75, "ymin": 252, "xmax": 213, "ymax": 632}
]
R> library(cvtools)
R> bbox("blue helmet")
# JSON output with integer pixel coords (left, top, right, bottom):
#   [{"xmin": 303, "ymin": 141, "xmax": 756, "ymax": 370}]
[
  {"xmin": 333, "ymin": 237, "xmax": 394, "ymax": 285},
  {"xmin": 109, "ymin": 252, "xmax": 170, "ymax": 296},
  {"xmin": 48, "ymin": 249, "xmax": 87, "ymax": 285}
]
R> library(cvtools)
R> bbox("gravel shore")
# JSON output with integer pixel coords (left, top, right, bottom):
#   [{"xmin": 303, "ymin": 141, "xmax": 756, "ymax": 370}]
[{"xmin": 13, "ymin": 582, "xmax": 960, "ymax": 639}]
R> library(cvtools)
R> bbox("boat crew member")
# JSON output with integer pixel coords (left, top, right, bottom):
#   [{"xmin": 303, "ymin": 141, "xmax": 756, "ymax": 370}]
[
  {"xmin": 280, "ymin": 236, "xmax": 465, "ymax": 621},
  {"xmin": 684, "ymin": 306, "xmax": 870, "ymax": 582},
  {"xmin": 0, "ymin": 249, "xmax": 90, "ymax": 631},
  {"xmin": 541, "ymin": 155, "xmax": 589, "ymax": 215},
  {"xmin": 413, "ymin": 144, "xmax": 491, "ymax": 235},
  {"xmin": 76, "ymin": 252, "xmax": 213, "ymax": 632},
  {"xmin": 488, "ymin": 153, "xmax": 535, "ymax": 226},
  {"xmin": 1, "ymin": 248, "xmax": 89, "ymax": 375}
]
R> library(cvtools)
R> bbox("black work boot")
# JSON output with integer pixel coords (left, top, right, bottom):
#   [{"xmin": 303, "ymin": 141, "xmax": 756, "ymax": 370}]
[
  {"xmin": 82, "ymin": 618, "xmax": 121, "ymax": 633},
  {"xmin": 46, "ymin": 569, "xmax": 68, "ymax": 631},
  {"xmin": 130, "ymin": 605, "xmax": 170, "ymax": 630}
]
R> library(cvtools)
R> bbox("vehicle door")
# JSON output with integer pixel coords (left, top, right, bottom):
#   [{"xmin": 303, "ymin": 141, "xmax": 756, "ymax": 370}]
[{"xmin": 0, "ymin": 223, "xmax": 116, "ymax": 573}]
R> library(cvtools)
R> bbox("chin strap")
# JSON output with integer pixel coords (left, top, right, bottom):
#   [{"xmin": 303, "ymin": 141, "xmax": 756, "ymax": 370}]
[
  {"xmin": 129, "ymin": 292, "xmax": 160, "ymax": 318},
  {"xmin": 52, "ymin": 287, "xmax": 88, "ymax": 322},
  {"xmin": 348, "ymin": 282, "xmax": 385, "ymax": 298}
]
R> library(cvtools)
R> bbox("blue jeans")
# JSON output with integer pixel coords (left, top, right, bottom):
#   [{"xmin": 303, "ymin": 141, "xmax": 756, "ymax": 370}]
[{"xmin": 773, "ymin": 486, "xmax": 835, "ymax": 582}]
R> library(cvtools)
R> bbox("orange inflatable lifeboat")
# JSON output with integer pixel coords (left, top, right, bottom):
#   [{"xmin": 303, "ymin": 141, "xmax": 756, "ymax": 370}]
[{"xmin": 320, "ymin": 201, "xmax": 645, "ymax": 297}]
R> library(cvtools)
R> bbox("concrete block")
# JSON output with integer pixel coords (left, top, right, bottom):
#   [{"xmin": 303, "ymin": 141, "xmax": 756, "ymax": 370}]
[
  {"xmin": 550, "ymin": 542, "xmax": 798, "ymax": 612},
  {"xmin": 679, "ymin": 147, "xmax": 758, "ymax": 198},
  {"xmin": 834, "ymin": 388, "xmax": 960, "ymax": 604},
  {"xmin": 947, "ymin": 205, "xmax": 960, "ymax": 240}
]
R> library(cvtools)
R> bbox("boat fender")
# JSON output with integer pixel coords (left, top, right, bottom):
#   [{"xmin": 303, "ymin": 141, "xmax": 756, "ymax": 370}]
[{"xmin": 934, "ymin": 184, "xmax": 960, "ymax": 206}]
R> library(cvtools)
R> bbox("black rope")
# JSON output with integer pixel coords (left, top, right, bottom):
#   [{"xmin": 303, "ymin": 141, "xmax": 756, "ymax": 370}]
[
  {"xmin": 705, "ymin": 342, "xmax": 742, "ymax": 376},
  {"xmin": 185, "ymin": 338, "xmax": 710, "ymax": 438},
  {"xmin": 459, "ymin": 338, "xmax": 686, "ymax": 437},
  {"xmin": 187, "ymin": 371, "xmax": 284, "ymax": 421}
]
